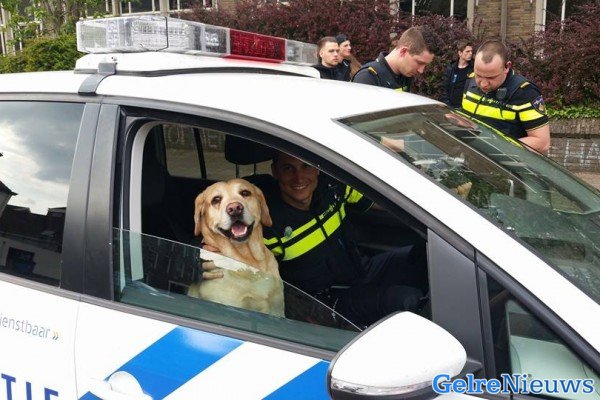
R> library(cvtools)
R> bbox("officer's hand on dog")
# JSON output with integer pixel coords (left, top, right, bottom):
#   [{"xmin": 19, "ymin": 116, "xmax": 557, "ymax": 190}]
[
  {"xmin": 202, "ymin": 261, "xmax": 224, "ymax": 280},
  {"xmin": 201, "ymin": 243, "xmax": 224, "ymax": 280}
]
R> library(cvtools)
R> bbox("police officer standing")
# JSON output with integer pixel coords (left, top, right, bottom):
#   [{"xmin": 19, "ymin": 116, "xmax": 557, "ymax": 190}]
[
  {"xmin": 352, "ymin": 26, "xmax": 437, "ymax": 92},
  {"xmin": 461, "ymin": 40, "xmax": 550, "ymax": 153}
]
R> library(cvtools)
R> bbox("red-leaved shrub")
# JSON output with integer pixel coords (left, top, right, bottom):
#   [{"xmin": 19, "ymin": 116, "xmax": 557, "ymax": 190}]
[{"xmin": 511, "ymin": 0, "xmax": 600, "ymax": 107}]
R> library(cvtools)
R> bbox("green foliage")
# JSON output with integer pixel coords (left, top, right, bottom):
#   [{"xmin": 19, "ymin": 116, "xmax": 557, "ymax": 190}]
[
  {"xmin": 0, "ymin": 34, "xmax": 81, "ymax": 73},
  {"xmin": 548, "ymin": 105, "xmax": 600, "ymax": 119},
  {"xmin": 1, "ymin": 0, "xmax": 104, "ymax": 40}
]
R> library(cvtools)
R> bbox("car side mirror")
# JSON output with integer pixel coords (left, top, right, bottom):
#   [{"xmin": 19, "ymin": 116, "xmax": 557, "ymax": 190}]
[{"xmin": 327, "ymin": 312, "xmax": 466, "ymax": 399}]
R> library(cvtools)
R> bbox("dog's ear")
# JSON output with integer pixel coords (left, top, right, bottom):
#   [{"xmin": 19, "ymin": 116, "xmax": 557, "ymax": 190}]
[
  {"xmin": 193, "ymin": 191, "xmax": 206, "ymax": 237},
  {"xmin": 254, "ymin": 186, "xmax": 272, "ymax": 227}
]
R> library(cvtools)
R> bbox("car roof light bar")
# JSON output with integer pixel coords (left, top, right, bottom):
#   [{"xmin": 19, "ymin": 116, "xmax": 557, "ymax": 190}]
[{"xmin": 76, "ymin": 16, "xmax": 318, "ymax": 65}]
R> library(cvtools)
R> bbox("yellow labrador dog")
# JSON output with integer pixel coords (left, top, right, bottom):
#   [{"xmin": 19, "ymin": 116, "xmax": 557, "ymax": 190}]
[{"xmin": 188, "ymin": 179, "xmax": 284, "ymax": 317}]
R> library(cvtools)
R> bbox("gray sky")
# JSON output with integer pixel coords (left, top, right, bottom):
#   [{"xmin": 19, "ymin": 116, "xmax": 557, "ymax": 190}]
[{"xmin": 0, "ymin": 102, "xmax": 84, "ymax": 215}]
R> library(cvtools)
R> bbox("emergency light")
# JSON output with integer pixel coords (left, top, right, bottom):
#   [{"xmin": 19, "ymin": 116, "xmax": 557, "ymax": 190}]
[{"xmin": 76, "ymin": 16, "xmax": 318, "ymax": 65}]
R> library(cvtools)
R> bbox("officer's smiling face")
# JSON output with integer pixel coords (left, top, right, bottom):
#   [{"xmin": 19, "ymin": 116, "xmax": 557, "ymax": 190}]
[
  {"xmin": 272, "ymin": 152, "xmax": 319, "ymax": 211},
  {"xmin": 474, "ymin": 53, "xmax": 510, "ymax": 93}
]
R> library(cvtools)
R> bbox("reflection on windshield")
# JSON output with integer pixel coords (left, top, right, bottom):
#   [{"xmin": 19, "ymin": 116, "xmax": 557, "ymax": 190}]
[
  {"xmin": 340, "ymin": 105, "xmax": 600, "ymax": 304},
  {"xmin": 114, "ymin": 229, "xmax": 360, "ymax": 332}
]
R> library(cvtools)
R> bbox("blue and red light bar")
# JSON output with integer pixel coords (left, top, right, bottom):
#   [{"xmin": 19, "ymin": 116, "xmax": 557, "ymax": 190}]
[{"xmin": 76, "ymin": 16, "xmax": 317, "ymax": 65}]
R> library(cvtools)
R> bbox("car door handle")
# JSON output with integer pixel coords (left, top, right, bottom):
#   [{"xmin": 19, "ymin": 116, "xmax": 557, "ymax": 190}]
[{"xmin": 88, "ymin": 371, "xmax": 152, "ymax": 400}]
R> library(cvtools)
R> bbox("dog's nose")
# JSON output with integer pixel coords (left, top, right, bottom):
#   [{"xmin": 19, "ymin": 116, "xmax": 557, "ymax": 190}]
[{"xmin": 226, "ymin": 202, "xmax": 244, "ymax": 217}]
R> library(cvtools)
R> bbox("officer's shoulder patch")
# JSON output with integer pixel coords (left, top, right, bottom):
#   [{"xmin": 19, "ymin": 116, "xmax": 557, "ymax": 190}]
[
  {"xmin": 467, "ymin": 72, "xmax": 475, "ymax": 78},
  {"xmin": 368, "ymin": 66, "xmax": 378, "ymax": 76},
  {"xmin": 520, "ymin": 81, "xmax": 531, "ymax": 89},
  {"xmin": 532, "ymin": 95, "xmax": 547, "ymax": 114}
]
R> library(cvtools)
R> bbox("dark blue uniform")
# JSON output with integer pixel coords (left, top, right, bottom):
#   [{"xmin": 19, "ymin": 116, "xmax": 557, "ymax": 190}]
[
  {"xmin": 258, "ymin": 176, "xmax": 425, "ymax": 326},
  {"xmin": 352, "ymin": 52, "xmax": 412, "ymax": 92}
]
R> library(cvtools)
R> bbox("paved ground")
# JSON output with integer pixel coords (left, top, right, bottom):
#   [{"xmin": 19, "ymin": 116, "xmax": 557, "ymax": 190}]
[{"xmin": 575, "ymin": 172, "xmax": 600, "ymax": 190}]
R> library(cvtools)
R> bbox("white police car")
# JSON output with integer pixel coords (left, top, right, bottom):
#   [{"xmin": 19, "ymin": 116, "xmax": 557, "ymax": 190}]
[{"xmin": 0, "ymin": 15, "xmax": 598, "ymax": 400}]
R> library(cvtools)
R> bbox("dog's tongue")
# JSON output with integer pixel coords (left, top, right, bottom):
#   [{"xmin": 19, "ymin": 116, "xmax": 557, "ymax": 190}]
[{"xmin": 231, "ymin": 221, "xmax": 248, "ymax": 238}]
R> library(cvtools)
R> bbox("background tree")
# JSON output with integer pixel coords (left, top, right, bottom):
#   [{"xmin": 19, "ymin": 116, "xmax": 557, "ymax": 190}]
[
  {"xmin": 0, "ymin": 34, "xmax": 80, "ymax": 72},
  {"xmin": 1, "ymin": 0, "xmax": 102, "ymax": 41},
  {"xmin": 512, "ymin": 0, "xmax": 600, "ymax": 108}
]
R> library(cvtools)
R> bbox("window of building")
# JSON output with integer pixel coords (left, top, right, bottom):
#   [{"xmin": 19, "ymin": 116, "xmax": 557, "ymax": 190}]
[
  {"xmin": 545, "ymin": 0, "xmax": 589, "ymax": 22},
  {"xmin": 0, "ymin": 101, "xmax": 84, "ymax": 286},
  {"xmin": 409, "ymin": 0, "xmax": 468, "ymax": 19}
]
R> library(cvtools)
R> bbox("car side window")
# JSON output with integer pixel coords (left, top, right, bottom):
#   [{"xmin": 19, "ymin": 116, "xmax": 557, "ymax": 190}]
[
  {"xmin": 164, "ymin": 124, "xmax": 202, "ymax": 179},
  {"xmin": 0, "ymin": 101, "xmax": 84, "ymax": 286},
  {"xmin": 163, "ymin": 125, "xmax": 271, "ymax": 181},
  {"xmin": 115, "ymin": 121, "xmax": 360, "ymax": 351},
  {"xmin": 113, "ymin": 228, "xmax": 358, "ymax": 350},
  {"xmin": 487, "ymin": 276, "xmax": 599, "ymax": 399}
]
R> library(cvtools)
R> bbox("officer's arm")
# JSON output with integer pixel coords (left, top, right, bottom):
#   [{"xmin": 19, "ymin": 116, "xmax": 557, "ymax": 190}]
[
  {"xmin": 517, "ymin": 87, "xmax": 550, "ymax": 153},
  {"xmin": 380, "ymin": 136, "xmax": 405, "ymax": 152},
  {"xmin": 522, "ymin": 124, "xmax": 551, "ymax": 153},
  {"xmin": 201, "ymin": 243, "xmax": 224, "ymax": 280}
]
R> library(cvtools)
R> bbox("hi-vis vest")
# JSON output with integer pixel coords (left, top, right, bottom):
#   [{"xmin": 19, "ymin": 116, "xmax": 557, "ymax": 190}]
[
  {"xmin": 262, "ymin": 184, "xmax": 371, "ymax": 292},
  {"xmin": 461, "ymin": 71, "xmax": 545, "ymax": 140},
  {"xmin": 263, "ymin": 185, "xmax": 365, "ymax": 262}
]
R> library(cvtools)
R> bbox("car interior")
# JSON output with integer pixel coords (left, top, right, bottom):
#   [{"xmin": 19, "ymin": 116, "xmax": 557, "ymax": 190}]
[{"xmin": 133, "ymin": 122, "xmax": 430, "ymax": 327}]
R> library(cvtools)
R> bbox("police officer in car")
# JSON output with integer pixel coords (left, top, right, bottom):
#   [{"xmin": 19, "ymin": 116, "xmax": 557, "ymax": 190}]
[
  {"xmin": 461, "ymin": 40, "xmax": 550, "ymax": 153},
  {"xmin": 202, "ymin": 151, "xmax": 426, "ymax": 327},
  {"xmin": 259, "ymin": 152, "xmax": 426, "ymax": 326},
  {"xmin": 352, "ymin": 26, "xmax": 437, "ymax": 92}
]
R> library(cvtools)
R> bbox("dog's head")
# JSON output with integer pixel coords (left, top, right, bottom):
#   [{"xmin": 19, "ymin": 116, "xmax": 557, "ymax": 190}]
[{"xmin": 194, "ymin": 179, "xmax": 272, "ymax": 243}]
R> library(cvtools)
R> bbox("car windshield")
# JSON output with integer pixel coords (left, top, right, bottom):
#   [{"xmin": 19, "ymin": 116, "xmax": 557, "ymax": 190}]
[{"xmin": 340, "ymin": 105, "xmax": 600, "ymax": 304}]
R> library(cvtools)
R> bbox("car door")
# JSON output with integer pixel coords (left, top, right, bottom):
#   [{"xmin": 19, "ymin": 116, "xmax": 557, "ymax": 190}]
[
  {"xmin": 475, "ymin": 255, "xmax": 600, "ymax": 400},
  {"xmin": 73, "ymin": 107, "xmax": 364, "ymax": 399},
  {"xmin": 0, "ymin": 99, "xmax": 95, "ymax": 398}
]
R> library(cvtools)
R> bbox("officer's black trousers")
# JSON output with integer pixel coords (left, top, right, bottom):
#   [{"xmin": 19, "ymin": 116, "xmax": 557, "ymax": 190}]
[{"xmin": 328, "ymin": 244, "xmax": 427, "ymax": 327}]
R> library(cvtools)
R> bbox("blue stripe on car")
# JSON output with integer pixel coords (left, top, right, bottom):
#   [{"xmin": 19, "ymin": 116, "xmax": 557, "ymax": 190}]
[
  {"xmin": 79, "ymin": 326, "xmax": 243, "ymax": 399},
  {"xmin": 263, "ymin": 361, "xmax": 330, "ymax": 399}
]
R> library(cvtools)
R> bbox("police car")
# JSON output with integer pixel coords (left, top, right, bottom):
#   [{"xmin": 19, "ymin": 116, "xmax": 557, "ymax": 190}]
[{"xmin": 0, "ymin": 15, "xmax": 598, "ymax": 400}]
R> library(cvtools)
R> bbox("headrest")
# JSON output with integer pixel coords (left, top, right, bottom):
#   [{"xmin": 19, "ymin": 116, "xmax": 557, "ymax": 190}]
[{"xmin": 225, "ymin": 136, "xmax": 275, "ymax": 165}]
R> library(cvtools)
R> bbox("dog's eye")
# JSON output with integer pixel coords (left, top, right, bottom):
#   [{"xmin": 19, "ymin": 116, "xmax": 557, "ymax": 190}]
[
  {"xmin": 211, "ymin": 196, "xmax": 222, "ymax": 205},
  {"xmin": 240, "ymin": 189, "xmax": 251, "ymax": 197}
]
